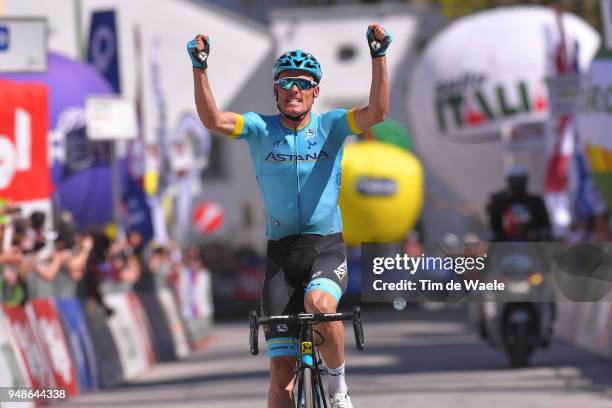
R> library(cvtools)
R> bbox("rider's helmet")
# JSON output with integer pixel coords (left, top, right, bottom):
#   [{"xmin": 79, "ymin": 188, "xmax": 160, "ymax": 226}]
[
  {"xmin": 273, "ymin": 50, "xmax": 322, "ymax": 83},
  {"xmin": 506, "ymin": 163, "xmax": 528, "ymax": 196}
]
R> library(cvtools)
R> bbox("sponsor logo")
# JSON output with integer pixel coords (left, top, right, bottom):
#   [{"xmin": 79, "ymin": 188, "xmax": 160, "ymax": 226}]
[
  {"xmin": 0, "ymin": 27, "xmax": 9, "ymax": 51},
  {"xmin": 307, "ymin": 140, "xmax": 317, "ymax": 149},
  {"xmin": 312, "ymin": 271, "xmax": 323, "ymax": 278},
  {"xmin": 306, "ymin": 128, "xmax": 316, "ymax": 138},
  {"xmin": 270, "ymin": 344, "xmax": 292, "ymax": 353},
  {"xmin": 370, "ymin": 40, "xmax": 381, "ymax": 51},
  {"xmin": 301, "ymin": 341, "xmax": 313, "ymax": 354},
  {"xmin": 356, "ymin": 177, "xmax": 397, "ymax": 196},
  {"xmin": 435, "ymin": 72, "xmax": 547, "ymax": 133},
  {"xmin": 276, "ymin": 324, "xmax": 288, "ymax": 333},
  {"xmin": 265, "ymin": 150, "xmax": 330, "ymax": 162},
  {"xmin": 334, "ymin": 260, "xmax": 347, "ymax": 281}
]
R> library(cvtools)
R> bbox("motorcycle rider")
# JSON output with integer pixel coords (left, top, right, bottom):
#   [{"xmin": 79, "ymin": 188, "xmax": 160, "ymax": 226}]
[{"xmin": 487, "ymin": 164, "xmax": 551, "ymax": 242}]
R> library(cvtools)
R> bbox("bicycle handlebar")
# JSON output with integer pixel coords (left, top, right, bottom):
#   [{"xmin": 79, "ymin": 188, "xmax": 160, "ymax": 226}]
[{"xmin": 249, "ymin": 306, "xmax": 365, "ymax": 355}]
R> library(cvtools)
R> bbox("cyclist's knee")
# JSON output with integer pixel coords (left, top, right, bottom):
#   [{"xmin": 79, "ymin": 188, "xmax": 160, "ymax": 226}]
[
  {"xmin": 270, "ymin": 356, "xmax": 296, "ymax": 389},
  {"xmin": 304, "ymin": 290, "xmax": 337, "ymax": 314}
]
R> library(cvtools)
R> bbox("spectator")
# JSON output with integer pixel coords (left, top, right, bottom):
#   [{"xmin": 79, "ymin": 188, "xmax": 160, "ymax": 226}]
[
  {"xmin": 0, "ymin": 216, "xmax": 26, "ymax": 307},
  {"xmin": 29, "ymin": 211, "xmax": 47, "ymax": 252},
  {"xmin": 52, "ymin": 220, "xmax": 95, "ymax": 298},
  {"xmin": 127, "ymin": 230, "xmax": 158, "ymax": 293},
  {"xmin": 104, "ymin": 238, "xmax": 141, "ymax": 292},
  {"xmin": 147, "ymin": 242, "xmax": 176, "ymax": 289},
  {"xmin": 80, "ymin": 226, "xmax": 114, "ymax": 316}
]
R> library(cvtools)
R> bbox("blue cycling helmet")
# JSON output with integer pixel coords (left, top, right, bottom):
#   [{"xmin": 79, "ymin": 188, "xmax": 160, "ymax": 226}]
[{"xmin": 273, "ymin": 50, "xmax": 322, "ymax": 83}]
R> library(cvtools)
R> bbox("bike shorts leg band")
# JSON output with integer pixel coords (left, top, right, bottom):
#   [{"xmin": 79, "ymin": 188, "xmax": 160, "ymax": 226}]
[
  {"xmin": 305, "ymin": 278, "xmax": 342, "ymax": 303},
  {"xmin": 267, "ymin": 337, "xmax": 297, "ymax": 358}
]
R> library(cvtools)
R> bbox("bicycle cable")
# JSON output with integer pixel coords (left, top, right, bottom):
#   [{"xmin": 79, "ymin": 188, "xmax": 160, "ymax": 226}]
[{"xmin": 313, "ymin": 328, "xmax": 325, "ymax": 347}]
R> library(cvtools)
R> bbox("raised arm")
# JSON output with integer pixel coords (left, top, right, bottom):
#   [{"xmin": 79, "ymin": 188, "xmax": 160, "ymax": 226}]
[
  {"xmin": 188, "ymin": 34, "xmax": 240, "ymax": 135},
  {"xmin": 353, "ymin": 25, "xmax": 392, "ymax": 132}
]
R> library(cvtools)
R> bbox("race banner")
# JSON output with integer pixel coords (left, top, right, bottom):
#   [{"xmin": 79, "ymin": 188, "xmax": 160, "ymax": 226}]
[
  {"xmin": 156, "ymin": 288, "xmax": 190, "ymax": 358},
  {"xmin": 2, "ymin": 305, "xmax": 56, "ymax": 389},
  {"xmin": 87, "ymin": 10, "xmax": 121, "ymax": 92},
  {"xmin": 55, "ymin": 297, "xmax": 99, "ymax": 392},
  {"xmin": 28, "ymin": 299, "xmax": 80, "ymax": 396},
  {"xmin": 136, "ymin": 292, "xmax": 177, "ymax": 362},
  {"xmin": 0, "ymin": 80, "xmax": 52, "ymax": 201},
  {"xmin": 79, "ymin": 299, "xmax": 123, "ymax": 388},
  {"xmin": 125, "ymin": 292, "xmax": 155, "ymax": 367},
  {"xmin": 0, "ymin": 310, "xmax": 31, "ymax": 391},
  {"xmin": 103, "ymin": 292, "xmax": 150, "ymax": 379}
]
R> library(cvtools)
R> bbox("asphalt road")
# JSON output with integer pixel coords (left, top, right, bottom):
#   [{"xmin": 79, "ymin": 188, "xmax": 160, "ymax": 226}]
[{"xmin": 59, "ymin": 305, "xmax": 612, "ymax": 408}]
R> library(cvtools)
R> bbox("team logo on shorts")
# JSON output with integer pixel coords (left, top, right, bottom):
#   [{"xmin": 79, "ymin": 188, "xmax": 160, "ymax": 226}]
[
  {"xmin": 334, "ymin": 261, "xmax": 347, "ymax": 281},
  {"xmin": 276, "ymin": 324, "xmax": 289, "ymax": 333}
]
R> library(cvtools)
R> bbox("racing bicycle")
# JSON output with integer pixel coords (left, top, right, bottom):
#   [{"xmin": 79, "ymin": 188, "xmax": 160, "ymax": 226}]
[{"xmin": 249, "ymin": 306, "xmax": 365, "ymax": 408}]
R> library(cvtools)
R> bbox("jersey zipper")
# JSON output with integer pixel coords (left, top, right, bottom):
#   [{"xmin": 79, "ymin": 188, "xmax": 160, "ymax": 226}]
[{"xmin": 294, "ymin": 128, "xmax": 301, "ymax": 234}]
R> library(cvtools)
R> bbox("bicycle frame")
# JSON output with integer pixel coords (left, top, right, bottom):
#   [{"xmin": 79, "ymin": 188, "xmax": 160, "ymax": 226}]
[
  {"xmin": 249, "ymin": 306, "xmax": 365, "ymax": 408},
  {"xmin": 296, "ymin": 320, "xmax": 326, "ymax": 407}
]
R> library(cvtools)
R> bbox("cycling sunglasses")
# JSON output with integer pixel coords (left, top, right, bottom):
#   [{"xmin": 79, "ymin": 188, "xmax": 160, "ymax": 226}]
[{"xmin": 275, "ymin": 77, "xmax": 318, "ymax": 91}]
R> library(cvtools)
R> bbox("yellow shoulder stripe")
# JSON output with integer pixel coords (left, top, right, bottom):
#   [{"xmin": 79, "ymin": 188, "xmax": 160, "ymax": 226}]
[
  {"xmin": 346, "ymin": 108, "xmax": 362, "ymax": 134},
  {"xmin": 230, "ymin": 114, "xmax": 245, "ymax": 138}
]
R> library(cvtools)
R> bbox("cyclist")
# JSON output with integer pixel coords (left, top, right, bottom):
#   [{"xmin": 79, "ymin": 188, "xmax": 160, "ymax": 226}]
[{"xmin": 188, "ymin": 24, "xmax": 392, "ymax": 408}]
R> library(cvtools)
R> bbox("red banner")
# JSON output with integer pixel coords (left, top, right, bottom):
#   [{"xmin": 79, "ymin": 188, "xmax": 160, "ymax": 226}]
[
  {"xmin": 29, "ymin": 299, "xmax": 80, "ymax": 396},
  {"xmin": 2, "ymin": 305, "xmax": 55, "ymax": 390},
  {"xmin": 0, "ymin": 80, "xmax": 52, "ymax": 201}
]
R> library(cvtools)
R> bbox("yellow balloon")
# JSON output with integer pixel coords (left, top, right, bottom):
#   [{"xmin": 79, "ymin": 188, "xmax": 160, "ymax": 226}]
[{"xmin": 339, "ymin": 140, "xmax": 424, "ymax": 246}]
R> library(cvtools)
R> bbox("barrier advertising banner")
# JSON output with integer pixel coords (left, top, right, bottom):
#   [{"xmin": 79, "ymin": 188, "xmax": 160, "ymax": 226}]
[
  {"xmin": 103, "ymin": 293, "xmax": 150, "ymax": 379},
  {"xmin": 0, "ymin": 309, "xmax": 30, "ymax": 389},
  {"xmin": 2, "ymin": 305, "xmax": 56, "ymax": 389},
  {"xmin": 156, "ymin": 288, "xmax": 190, "ymax": 359},
  {"xmin": 125, "ymin": 292, "xmax": 155, "ymax": 367},
  {"xmin": 55, "ymin": 298, "xmax": 99, "ymax": 392},
  {"xmin": 80, "ymin": 299, "xmax": 123, "ymax": 388},
  {"xmin": 136, "ymin": 292, "xmax": 177, "ymax": 362},
  {"xmin": 28, "ymin": 299, "xmax": 80, "ymax": 396}
]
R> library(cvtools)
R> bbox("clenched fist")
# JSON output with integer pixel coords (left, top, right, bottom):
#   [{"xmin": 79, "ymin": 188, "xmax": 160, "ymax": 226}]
[
  {"xmin": 187, "ymin": 34, "xmax": 210, "ymax": 69},
  {"xmin": 366, "ymin": 24, "xmax": 393, "ymax": 59}
]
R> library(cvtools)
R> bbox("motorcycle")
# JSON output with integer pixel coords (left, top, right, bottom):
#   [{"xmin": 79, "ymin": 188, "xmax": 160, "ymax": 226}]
[{"xmin": 471, "ymin": 242, "xmax": 555, "ymax": 367}]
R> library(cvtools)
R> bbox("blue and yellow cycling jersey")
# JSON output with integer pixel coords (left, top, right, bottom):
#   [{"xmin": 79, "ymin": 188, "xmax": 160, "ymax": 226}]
[{"xmin": 229, "ymin": 108, "xmax": 362, "ymax": 240}]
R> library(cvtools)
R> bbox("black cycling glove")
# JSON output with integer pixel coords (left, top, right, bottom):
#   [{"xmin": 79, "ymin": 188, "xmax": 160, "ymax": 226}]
[
  {"xmin": 366, "ymin": 27, "xmax": 392, "ymax": 59},
  {"xmin": 187, "ymin": 36, "xmax": 210, "ymax": 69}
]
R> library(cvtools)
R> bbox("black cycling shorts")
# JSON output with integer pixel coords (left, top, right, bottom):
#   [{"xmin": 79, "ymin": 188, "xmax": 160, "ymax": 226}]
[{"xmin": 262, "ymin": 233, "xmax": 348, "ymax": 358}]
